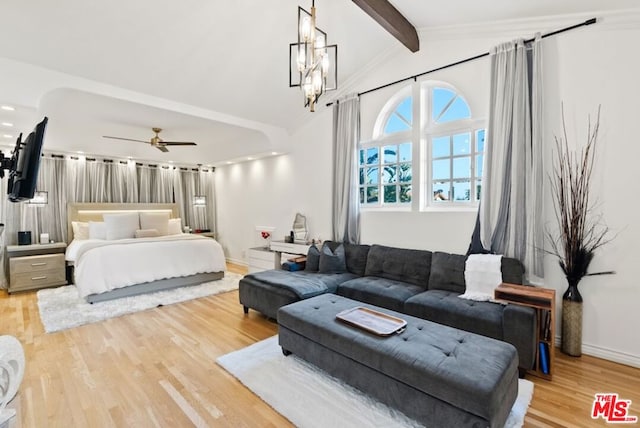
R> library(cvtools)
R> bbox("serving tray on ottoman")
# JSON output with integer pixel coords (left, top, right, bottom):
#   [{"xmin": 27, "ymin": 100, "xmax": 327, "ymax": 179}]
[
  {"xmin": 277, "ymin": 294, "xmax": 519, "ymax": 428},
  {"xmin": 336, "ymin": 307, "xmax": 407, "ymax": 336}
]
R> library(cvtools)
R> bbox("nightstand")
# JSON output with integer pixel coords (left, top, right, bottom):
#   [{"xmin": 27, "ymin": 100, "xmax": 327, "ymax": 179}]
[{"xmin": 7, "ymin": 242, "xmax": 67, "ymax": 293}]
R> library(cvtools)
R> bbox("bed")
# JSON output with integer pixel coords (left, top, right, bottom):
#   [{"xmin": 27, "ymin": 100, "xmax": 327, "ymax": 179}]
[{"xmin": 66, "ymin": 203, "xmax": 226, "ymax": 303}]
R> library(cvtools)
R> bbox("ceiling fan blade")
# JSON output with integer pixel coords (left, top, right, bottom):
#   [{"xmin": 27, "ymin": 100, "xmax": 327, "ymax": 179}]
[
  {"xmin": 161, "ymin": 141, "xmax": 197, "ymax": 146},
  {"xmin": 103, "ymin": 136, "xmax": 149, "ymax": 144},
  {"xmin": 156, "ymin": 145, "xmax": 170, "ymax": 153}
]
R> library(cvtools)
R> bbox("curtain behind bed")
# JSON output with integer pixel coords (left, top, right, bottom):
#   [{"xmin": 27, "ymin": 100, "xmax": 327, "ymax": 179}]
[{"xmin": 0, "ymin": 156, "xmax": 216, "ymax": 288}]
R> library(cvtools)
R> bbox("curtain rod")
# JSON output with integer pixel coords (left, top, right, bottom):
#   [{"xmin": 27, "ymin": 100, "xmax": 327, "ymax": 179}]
[{"xmin": 327, "ymin": 17, "xmax": 596, "ymax": 106}]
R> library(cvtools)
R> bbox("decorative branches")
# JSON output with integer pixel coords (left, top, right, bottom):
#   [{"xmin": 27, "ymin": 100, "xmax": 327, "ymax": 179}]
[{"xmin": 547, "ymin": 106, "xmax": 613, "ymax": 285}]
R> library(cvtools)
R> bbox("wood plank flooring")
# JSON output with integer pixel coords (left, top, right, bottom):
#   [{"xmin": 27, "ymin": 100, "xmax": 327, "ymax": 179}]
[{"xmin": 1, "ymin": 263, "xmax": 638, "ymax": 427}]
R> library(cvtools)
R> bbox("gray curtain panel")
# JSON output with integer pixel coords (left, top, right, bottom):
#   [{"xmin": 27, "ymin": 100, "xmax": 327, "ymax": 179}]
[
  {"xmin": 0, "ymin": 155, "xmax": 216, "ymax": 288},
  {"xmin": 478, "ymin": 35, "xmax": 544, "ymax": 279},
  {"xmin": 332, "ymin": 95, "xmax": 361, "ymax": 244}
]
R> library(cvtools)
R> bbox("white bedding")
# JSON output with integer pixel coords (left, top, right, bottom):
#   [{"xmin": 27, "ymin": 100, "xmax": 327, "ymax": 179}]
[{"xmin": 67, "ymin": 234, "xmax": 227, "ymax": 298}]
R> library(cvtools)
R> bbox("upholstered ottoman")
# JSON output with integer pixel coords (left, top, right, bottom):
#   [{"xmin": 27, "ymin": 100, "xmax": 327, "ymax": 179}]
[{"xmin": 278, "ymin": 294, "xmax": 519, "ymax": 428}]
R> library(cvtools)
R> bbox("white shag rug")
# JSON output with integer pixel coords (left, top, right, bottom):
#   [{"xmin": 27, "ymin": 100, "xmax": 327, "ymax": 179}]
[
  {"xmin": 37, "ymin": 273, "xmax": 242, "ymax": 333},
  {"xmin": 217, "ymin": 336, "xmax": 534, "ymax": 428}
]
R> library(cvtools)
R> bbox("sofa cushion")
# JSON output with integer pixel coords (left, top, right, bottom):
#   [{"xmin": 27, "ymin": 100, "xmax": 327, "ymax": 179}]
[
  {"xmin": 325, "ymin": 241, "xmax": 371, "ymax": 277},
  {"xmin": 245, "ymin": 269, "xmax": 357, "ymax": 298},
  {"xmin": 364, "ymin": 245, "xmax": 432, "ymax": 288},
  {"xmin": 319, "ymin": 244, "xmax": 347, "ymax": 273},
  {"xmin": 337, "ymin": 277, "xmax": 425, "ymax": 312},
  {"xmin": 305, "ymin": 245, "xmax": 321, "ymax": 272},
  {"xmin": 428, "ymin": 252, "xmax": 467, "ymax": 293},
  {"xmin": 501, "ymin": 257, "xmax": 525, "ymax": 284},
  {"xmin": 404, "ymin": 290, "xmax": 504, "ymax": 340}
]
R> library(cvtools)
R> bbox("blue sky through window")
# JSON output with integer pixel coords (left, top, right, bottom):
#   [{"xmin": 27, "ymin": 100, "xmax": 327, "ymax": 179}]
[
  {"xmin": 432, "ymin": 87, "xmax": 470, "ymax": 123},
  {"xmin": 384, "ymin": 96, "xmax": 412, "ymax": 134}
]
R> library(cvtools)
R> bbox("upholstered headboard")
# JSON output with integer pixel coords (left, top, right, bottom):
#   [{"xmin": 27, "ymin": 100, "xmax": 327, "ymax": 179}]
[{"xmin": 66, "ymin": 202, "xmax": 180, "ymax": 243}]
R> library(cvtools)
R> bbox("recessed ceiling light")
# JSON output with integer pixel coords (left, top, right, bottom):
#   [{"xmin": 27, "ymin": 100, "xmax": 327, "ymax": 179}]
[
  {"xmin": 2, "ymin": 134, "xmax": 13, "ymax": 139},
  {"xmin": 1, "ymin": 106, "xmax": 15, "ymax": 111},
  {"xmin": 226, "ymin": 161, "xmax": 232, "ymax": 165},
  {"xmin": 247, "ymin": 157, "xmax": 253, "ymax": 161},
  {"xmin": 271, "ymin": 152, "xmax": 278, "ymax": 155},
  {"xmin": 77, "ymin": 151, "xmax": 84, "ymax": 154},
  {"xmin": 1, "ymin": 122, "xmax": 13, "ymax": 127},
  {"xmin": 168, "ymin": 160, "xmax": 174, "ymax": 163}
]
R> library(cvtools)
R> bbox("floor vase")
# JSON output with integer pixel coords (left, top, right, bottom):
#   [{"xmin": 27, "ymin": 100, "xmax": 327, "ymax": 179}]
[{"xmin": 561, "ymin": 281, "xmax": 583, "ymax": 356}]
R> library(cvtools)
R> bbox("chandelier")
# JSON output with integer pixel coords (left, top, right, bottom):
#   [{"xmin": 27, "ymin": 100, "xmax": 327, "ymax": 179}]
[{"xmin": 289, "ymin": 0, "xmax": 337, "ymax": 112}]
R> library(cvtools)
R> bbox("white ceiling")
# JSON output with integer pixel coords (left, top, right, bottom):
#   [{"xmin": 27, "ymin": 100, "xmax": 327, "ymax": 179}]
[{"xmin": 0, "ymin": 0, "xmax": 637, "ymax": 165}]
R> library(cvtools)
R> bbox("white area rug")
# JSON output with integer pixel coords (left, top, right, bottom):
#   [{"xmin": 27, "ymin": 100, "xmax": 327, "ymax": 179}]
[
  {"xmin": 218, "ymin": 336, "xmax": 534, "ymax": 428},
  {"xmin": 37, "ymin": 273, "xmax": 242, "ymax": 333}
]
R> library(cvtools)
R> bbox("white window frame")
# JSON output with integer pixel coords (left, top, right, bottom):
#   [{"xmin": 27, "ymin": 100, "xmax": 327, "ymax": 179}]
[{"xmin": 360, "ymin": 81, "xmax": 485, "ymax": 212}]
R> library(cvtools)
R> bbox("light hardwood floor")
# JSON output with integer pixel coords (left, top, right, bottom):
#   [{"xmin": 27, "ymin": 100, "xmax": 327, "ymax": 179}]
[{"xmin": 1, "ymin": 263, "xmax": 638, "ymax": 427}]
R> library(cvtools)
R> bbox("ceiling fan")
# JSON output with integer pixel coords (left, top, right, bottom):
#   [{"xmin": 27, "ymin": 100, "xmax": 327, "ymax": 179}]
[{"xmin": 103, "ymin": 127, "xmax": 197, "ymax": 152}]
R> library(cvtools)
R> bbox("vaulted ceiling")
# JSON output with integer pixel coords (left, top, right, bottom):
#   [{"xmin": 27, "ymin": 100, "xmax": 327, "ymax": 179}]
[{"xmin": 0, "ymin": 0, "xmax": 637, "ymax": 165}]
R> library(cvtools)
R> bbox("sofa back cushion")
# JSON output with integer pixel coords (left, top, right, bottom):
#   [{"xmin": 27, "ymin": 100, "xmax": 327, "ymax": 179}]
[
  {"xmin": 501, "ymin": 257, "xmax": 525, "ymax": 284},
  {"xmin": 428, "ymin": 252, "xmax": 467, "ymax": 293},
  {"xmin": 319, "ymin": 243, "xmax": 347, "ymax": 273},
  {"xmin": 429, "ymin": 252, "xmax": 526, "ymax": 293},
  {"xmin": 325, "ymin": 241, "xmax": 370, "ymax": 277},
  {"xmin": 364, "ymin": 245, "xmax": 432, "ymax": 288},
  {"xmin": 305, "ymin": 244, "xmax": 321, "ymax": 272}
]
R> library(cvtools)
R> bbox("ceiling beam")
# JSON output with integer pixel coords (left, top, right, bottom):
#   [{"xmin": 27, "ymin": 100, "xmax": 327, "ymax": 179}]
[{"xmin": 352, "ymin": 0, "xmax": 419, "ymax": 53}]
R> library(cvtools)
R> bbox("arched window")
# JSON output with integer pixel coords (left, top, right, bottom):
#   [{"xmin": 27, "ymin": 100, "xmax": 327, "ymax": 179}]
[{"xmin": 360, "ymin": 81, "xmax": 485, "ymax": 209}]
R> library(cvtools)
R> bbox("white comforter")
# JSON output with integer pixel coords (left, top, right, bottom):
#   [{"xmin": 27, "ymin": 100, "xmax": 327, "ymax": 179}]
[{"xmin": 67, "ymin": 234, "xmax": 226, "ymax": 298}]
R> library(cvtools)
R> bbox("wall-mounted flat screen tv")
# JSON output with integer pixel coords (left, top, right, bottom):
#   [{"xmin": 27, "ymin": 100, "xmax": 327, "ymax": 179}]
[{"xmin": 7, "ymin": 117, "xmax": 48, "ymax": 202}]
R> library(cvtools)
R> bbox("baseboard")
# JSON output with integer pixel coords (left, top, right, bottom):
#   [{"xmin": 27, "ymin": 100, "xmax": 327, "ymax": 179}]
[
  {"xmin": 226, "ymin": 257, "xmax": 247, "ymax": 267},
  {"xmin": 554, "ymin": 335, "xmax": 640, "ymax": 368}
]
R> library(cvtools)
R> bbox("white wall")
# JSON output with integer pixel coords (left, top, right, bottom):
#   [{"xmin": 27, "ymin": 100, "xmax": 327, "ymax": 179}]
[{"xmin": 217, "ymin": 11, "xmax": 640, "ymax": 366}]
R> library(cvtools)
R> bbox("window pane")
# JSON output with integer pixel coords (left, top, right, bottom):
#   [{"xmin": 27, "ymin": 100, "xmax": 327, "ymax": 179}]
[
  {"xmin": 453, "ymin": 181, "xmax": 471, "ymax": 201},
  {"xmin": 439, "ymin": 96, "xmax": 471, "ymax": 122},
  {"xmin": 432, "ymin": 88, "xmax": 455, "ymax": 121},
  {"xmin": 476, "ymin": 129, "xmax": 485, "ymax": 152},
  {"xmin": 453, "ymin": 133, "xmax": 471, "ymax": 155},
  {"xmin": 384, "ymin": 113, "xmax": 410, "ymax": 134},
  {"xmin": 433, "ymin": 181, "xmax": 450, "ymax": 201},
  {"xmin": 453, "ymin": 157, "xmax": 471, "ymax": 179},
  {"xmin": 359, "ymin": 187, "xmax": 365, "ymax": 204},
  {"xmin": 398, "ymin": 163, "xmax": 412, "ymax": 182},
  {"xmin": 359, "ymin": 149, "xmax": 365, "ymax": 165},
  {"xmin": 476, "ymin": 155, "xmax": 483, "ymax": 178},
  {"xmin": 382, "ymin": 145, "xmax": 397, "ymax": 164},
  {"xmin": 366, "ymin": 186, "xmax": 378, "ymax": 203},
  {"xmin": 396, "ymin": 97, "xmax": 412, "ymax": 127},
  {"xmin": 399, "ymin": 185, "xmax": 412, "ymax": 203},
  {"xmin": 476, "ymin": 179, "xmax": 482, "ymax": 201},
  {"xmin": 383, "ymin": 185, "xmax": 397, "ymax": 203},
  {"xmin": 432, "ymin": 136, "xmax": 450, "ymax": 158},
  {"xmin": 365, "ymin": 147, "xmax": 378, "ymax": 165},
  {"xmin": 399, "ymin": 142, "xmax": 411, "ymax": 162},
  {"xmin": 382, "ymin": 165, "xmax": 397, "ymax": 183},
  {"xmin": 359, "ymin": 168, "xmax": 365, "ymax": 185},
  {"xmin": 366, "ymin": 167, "xmax": 379, "ymax": 184},
  {"xmin": 432, "ymin": 159, "xmax": 450, "ymax": 180}
]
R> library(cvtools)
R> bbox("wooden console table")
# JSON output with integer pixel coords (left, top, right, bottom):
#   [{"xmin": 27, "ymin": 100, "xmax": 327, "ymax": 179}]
[{"xmin": 494, "ymin": 283, "xmax": 556, "ymax": 380}]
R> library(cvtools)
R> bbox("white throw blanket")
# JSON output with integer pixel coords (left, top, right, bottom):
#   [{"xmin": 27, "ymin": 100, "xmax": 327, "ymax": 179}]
[{"xmin": 460, "ymin": 254, "xmax": 503, "ymax": 302}]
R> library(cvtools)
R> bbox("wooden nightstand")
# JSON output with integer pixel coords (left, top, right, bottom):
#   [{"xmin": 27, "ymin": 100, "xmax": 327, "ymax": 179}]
[
  {"xmin": 7, "ymin": 242, "xmax": 67, "ymax": 293},
  {"xmin": 495, "ymin": 282, "xmax": 556, "ymax": 380}
]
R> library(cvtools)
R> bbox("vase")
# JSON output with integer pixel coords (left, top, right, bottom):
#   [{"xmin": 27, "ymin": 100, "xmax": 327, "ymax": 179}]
[{"xmin": 561, "ymin": 279, "xmax": 583, "ymax": 357}]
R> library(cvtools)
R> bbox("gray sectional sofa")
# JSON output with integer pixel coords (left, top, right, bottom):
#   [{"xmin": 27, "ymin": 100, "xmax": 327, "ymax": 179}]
[{"xmin": 239, "ymin": 241, "xmax": 537, "ymax": 371}]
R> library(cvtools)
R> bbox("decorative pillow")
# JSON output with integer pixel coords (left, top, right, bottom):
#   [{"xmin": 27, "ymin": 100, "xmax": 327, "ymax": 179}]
[
  {"xmin": 139, "ymin": 212, "xmax": 170, "ymax": 236},
  {"xmin": 103, "ymin": 213, "xmax": 140, "ymax": 240},
  {"xmin": 167, "ymin": 218, "xmax": 182, "ymax": 235},
  {"xmin": 305, "ymin": 245, "xmax": 321, "ymax": 272},
  {"xmin": 72, "ymin": 221, "xmax": 90, "ymax": 240},
  {"xmin": 319, "ymin": 243, "xmax": 347, "ymax": 274},
  {"xmin": 459, "ymin": 254, "xmax": 503, "ymax": 302},
  {"xmin": 88, "ymin": 221, "xmax": 107, "ymax": 240},
  {"xmin": 135, "ymin": 229, "xmax": 160, "ymax": 238}
]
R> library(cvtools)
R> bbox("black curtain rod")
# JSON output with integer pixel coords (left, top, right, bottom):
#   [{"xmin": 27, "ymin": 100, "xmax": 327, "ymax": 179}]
[{"xmin": 327, "ymin": 17, "xmax": 596, "ymax": 107}]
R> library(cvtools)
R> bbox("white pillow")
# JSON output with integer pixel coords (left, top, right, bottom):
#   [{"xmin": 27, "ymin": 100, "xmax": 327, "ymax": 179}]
[
  {"xmin": 167, "ymin": 218, "xmax": 182, "ymax": 235},
  {"xmin": 459, "ymin": 254, "xmax": 503, "ymax": 302},
  {"xmin": 139, "ymin": 212, "xmax": 170, "ymax": 236},
  {"xmin": 135, "ymin": 229, "xmax": 160, "ymax": 238},
  {"xmin": 88, "ymin": 221, "xmax": 107, "ymax": 240},
  {"xmin": 72, "ymin": 221, "xmax": 89, "ymax": 240},
  {"xmin": 103, "ymin": 213, "xmax": 140, "ymax": 240}
]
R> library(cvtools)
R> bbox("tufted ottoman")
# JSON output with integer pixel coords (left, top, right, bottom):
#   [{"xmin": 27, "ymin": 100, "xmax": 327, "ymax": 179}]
[{"xmin": 278, "ymin": 294, "xmax": 519, "ymax": 428}]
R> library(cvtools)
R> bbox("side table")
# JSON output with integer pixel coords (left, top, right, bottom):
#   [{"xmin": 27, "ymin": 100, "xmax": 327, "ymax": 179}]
[
  {"xmin": 495, "ymin": 282, "xmax": 556, "ymax": 380},
  {"xmin": 6, "ymin": 242, "xmax": 68, "ymax": 293}
]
